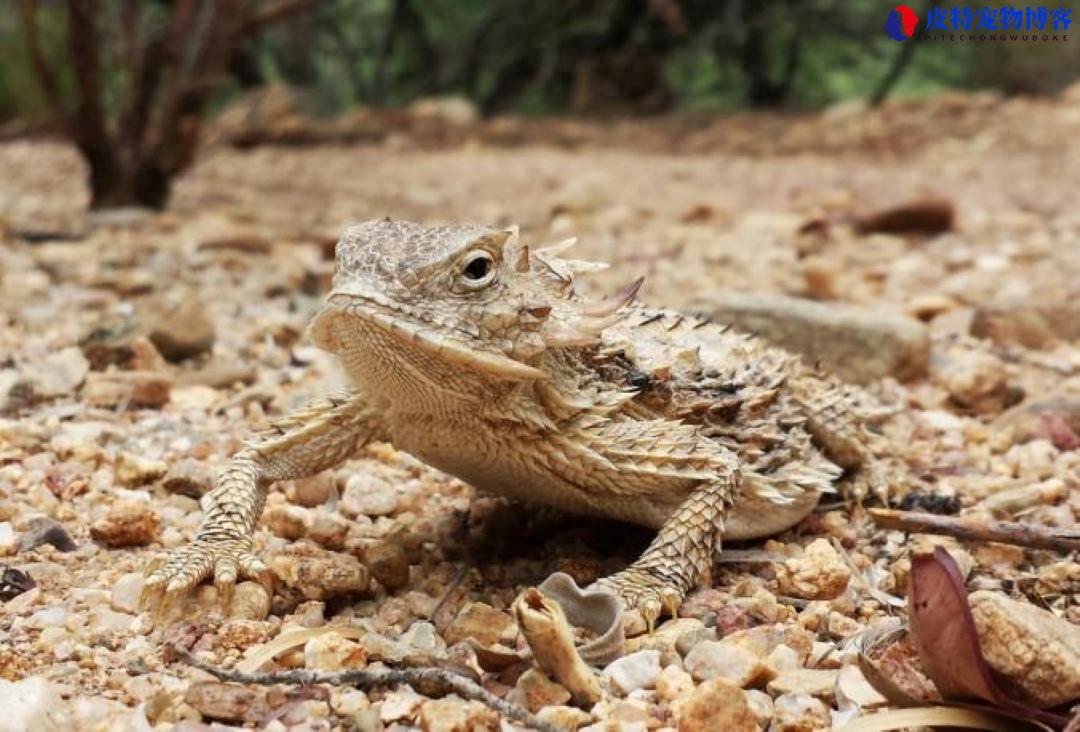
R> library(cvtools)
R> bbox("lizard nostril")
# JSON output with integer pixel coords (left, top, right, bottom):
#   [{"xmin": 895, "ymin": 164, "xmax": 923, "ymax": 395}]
[{"xmin": 524, "ymin": 304, "xmax": 552, "ymax": 318}]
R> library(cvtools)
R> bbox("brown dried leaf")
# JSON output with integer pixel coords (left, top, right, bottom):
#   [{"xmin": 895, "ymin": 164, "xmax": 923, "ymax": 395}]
[
  {"xmin": 857, "ymin": 624, "xmax": 940, "ymax": 708},
  {"xmin": 854, "ymin": 198, "xmax": 954, "ymax": 236},
  {"xmin": 908, "ymin": 547, "xmax": 1070, "ymax": 729}
]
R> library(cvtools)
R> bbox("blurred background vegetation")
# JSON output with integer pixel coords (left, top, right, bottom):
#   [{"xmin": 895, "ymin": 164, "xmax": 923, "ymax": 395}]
[
  {"xmin": 4, "ymin": 0, "xmax": 1078, "ymax": 123},
  {"xmin": 2, "ymin": 0, "xmax": 1076, "ymax": 208}
]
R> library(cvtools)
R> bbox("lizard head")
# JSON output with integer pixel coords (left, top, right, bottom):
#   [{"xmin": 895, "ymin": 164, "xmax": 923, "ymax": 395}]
[{"xmin": 310, "ymin": 218, "xmax": 642, "ymax": 382}]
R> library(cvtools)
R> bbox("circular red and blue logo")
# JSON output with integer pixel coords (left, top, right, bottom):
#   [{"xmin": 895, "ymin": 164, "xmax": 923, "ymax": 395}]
[{"xmin": 884, "ymin": 5, "xmax": 919, "ymax": 41}]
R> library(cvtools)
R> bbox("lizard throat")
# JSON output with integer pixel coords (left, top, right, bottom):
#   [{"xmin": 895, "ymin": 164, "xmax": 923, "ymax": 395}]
[{"xmin": 310, "ymin": 296, "xmax": 549, "ymax": 382}]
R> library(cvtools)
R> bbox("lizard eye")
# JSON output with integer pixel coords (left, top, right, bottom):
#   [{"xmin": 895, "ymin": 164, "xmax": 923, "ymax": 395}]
[{"xmin": 460, "ymin": 252, "xmax": 496, "ymax": 287}]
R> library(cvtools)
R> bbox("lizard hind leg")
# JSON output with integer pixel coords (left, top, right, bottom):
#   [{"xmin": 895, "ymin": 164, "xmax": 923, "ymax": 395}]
[{"xmin": 591, "ymin": 479, "xmax": 732, "ymax": 630}]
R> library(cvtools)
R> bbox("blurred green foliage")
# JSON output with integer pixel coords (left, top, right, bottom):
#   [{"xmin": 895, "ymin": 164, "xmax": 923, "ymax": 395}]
[{"xmin": 1, "ymin": 0, "xmax": 1077, "ymax": 124}]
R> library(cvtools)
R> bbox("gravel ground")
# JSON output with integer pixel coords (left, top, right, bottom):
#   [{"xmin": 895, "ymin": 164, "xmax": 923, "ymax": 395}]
[{"xmin": 0, "ymin": 91, "xmax": 1076, "ymax": 731}]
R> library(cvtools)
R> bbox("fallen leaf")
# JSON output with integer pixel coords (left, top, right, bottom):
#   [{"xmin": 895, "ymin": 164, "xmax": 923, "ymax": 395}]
[
  {"xmin": 854, "ymin": 198, "xmax": 954, "ymax": 235},
  {"xmin": 908, "ymin": 547, "xmax": 1069, "ymax": 729}
]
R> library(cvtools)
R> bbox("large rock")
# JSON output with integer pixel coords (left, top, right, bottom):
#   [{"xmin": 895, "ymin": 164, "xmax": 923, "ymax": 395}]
[
  {"xmin": 29, "ymin": 347, "xmax": 90, "ymax": 398},
  {"xmin": 682, "ymin": 623, "xmax": 806, "ymax": 687},
  {"xmin": 603, "ymin": 649, "xmax": 662, "ymax": 695},
  {"xmin": 509, "ymin": 669, "xmax": 571, "ymax": 712},
  {"xmin": 970, "ymin": 590, "xmax": 1080, "ymax": 708},
  {"xmin": 146, "ymin": 295, "xmax": 216, "ymax": 362},
  {"xmin": 416, "ymin": 698, "xmax": 498, "ymax": 732},
  {"xmin": 971, "ymin": 301, "xmax": 1080, "ymax": 349},
  {"xmin": 766, "ymin": 668, "xmax": 840, "ymax": 698},
  {"xmin": 771, "ymin": 692, "xmax": 831, "ymax": 732},
  {"xmin": 81, "ymin": 371, "xmax": 172, "ymax": 408},
  {"xmin": 362, "ymin": 540, "xmax": 410, "ymax": 591},
  {"xmin": 775, "ymin": 538, "xmax": 851, "ymax": 600},
  {"xmin": 701, "ymin": 293, "xmax": 929, "ymax": 382},
  {"xmin": 674, "ymin": 678, "xmax": 756, "ymax": 732},
  {"xmin": 444, "ymin": 602, "xmax": 516, "ymax": 647},
  {"xmin": 184, "ymin": 681, "xmax": 269, "ymax": 723},
  {"xmin": 265, "ymin": 543, "xmax": 370, "ymax": 600},
  {"xmin": 933, "ymin": 348, "xmax": 1012, "ymax": 414},
  {"xmin": 994, "ymin": 393, "xmax": 1080, "ymax": 451},
  {"xmin": 0, "ymin": 677, "xmax": 68, "ymax": 731},
  {"xmin": 89, "ymin": 499, "xmax": 161, "ymax": 547}
]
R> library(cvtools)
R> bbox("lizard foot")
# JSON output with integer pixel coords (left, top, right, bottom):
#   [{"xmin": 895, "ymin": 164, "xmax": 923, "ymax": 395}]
[
  {"xmin": 592, "ymin": 566, "xmax": 684, "ymax": 633},
  {"xmin": 140, "ymin": 536, "xmax": 272, "ymax": 619}
]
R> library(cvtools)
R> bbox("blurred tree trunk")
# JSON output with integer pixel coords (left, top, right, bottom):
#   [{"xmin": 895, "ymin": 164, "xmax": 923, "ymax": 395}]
[
  {"xmin": 18, "ymin": 0, "xmax": 321, "ymax": 210},
  {"xmin": 372, "ymin": 0, "xmax": 439, "ymax": 104},
  {"xmin": 736, "ymin": 0, "xmax": 802, "ymax": 107}
]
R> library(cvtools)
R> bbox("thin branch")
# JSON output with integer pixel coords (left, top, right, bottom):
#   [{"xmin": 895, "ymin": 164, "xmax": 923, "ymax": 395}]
[
  {"xmin": 178, "ymin": 649, "xmax": 561, "ymax": 732},
  {"xmin": 869, "ymin": 509, "xmax": 1080, "ymax": 553}
]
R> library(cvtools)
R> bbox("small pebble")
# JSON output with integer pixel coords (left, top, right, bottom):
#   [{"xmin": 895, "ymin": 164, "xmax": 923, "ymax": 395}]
[
  {"xmin": 89, "ymin": 500, "xmax": 160, "ymax": 547},
  {"xmin": 603, "ymin": 649, "xmax": 662, "ymax": 695}
]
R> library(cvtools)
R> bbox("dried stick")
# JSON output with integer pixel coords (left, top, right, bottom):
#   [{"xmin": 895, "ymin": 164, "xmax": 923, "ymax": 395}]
[
  {"xmin": 869, "ymin": 509, "xmax": 1080, "ymax": 553},
  {"xmin": 178, "ymin": 649, "xmax": 562, "ymax": 732}
]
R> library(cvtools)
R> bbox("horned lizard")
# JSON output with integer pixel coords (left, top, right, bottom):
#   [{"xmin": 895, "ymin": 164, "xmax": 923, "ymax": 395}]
[{"xmin": 143, "ymin": 220, "xmax": 893, "ymax": 626}]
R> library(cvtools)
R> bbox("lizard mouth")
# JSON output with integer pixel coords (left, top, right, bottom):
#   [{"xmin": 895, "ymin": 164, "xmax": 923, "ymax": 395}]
[{"xmin": 310, "ymin": 292, "xmax": 549, "ymax": 381}]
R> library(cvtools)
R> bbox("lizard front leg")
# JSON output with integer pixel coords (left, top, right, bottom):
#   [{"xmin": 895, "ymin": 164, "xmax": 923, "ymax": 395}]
[
  {"xmin": 142, "ymin": 392, "xmax": 382, "ymax": 615},
  {"xmin": 593, "ymin": 478, "xmax": 734, "ymax": 630},
  {"xmin": 543, "ymin": 416, "xmax": 739, "ymax": 630}
]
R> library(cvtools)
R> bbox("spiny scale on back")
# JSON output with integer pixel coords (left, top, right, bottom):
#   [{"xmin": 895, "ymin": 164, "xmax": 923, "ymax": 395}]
[{"xmin": 143, "ymin": 218, "xmax": 895, "ymax": 628}]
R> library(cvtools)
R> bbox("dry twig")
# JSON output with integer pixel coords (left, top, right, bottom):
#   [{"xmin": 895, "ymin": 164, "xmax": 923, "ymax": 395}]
[
  {"xmin": 178, "ymin": 648, "xmax": 562, "ymax": 732},
  {"xmin": 869, "ymin": 509, "xmax": 1080, "ymax": 553}
]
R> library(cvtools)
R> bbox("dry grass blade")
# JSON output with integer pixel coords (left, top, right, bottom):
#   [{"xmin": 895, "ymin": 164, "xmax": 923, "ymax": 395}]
[
  {"xmin": 237, "ymin": 626, "xmax": 369, "ymax": 674},
  {"xmin": 836, "ymin": 706, "xmax": 1052, "ymax": 732}
]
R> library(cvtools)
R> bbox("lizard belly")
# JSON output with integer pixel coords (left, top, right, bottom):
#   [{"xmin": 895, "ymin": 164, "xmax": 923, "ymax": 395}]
[
  {"xmin": 724, "ymin": 488, "xmax": 821, "ymax": 540},
  {"xmin": 386, "ymin": 417, "xmax": 686, "ymax": 528}
]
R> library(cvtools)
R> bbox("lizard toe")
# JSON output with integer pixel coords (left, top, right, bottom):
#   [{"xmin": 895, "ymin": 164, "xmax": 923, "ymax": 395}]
[
  {"xmin": 594, "ymin": 567, "xmax": 687, "ymax": 630},
  {"xmin": 639, "ymin": 597, "xmax": 662, "ymax": 633},
  {"xmin": 239, "ymin": 554, "xmax": 275, "ymax": 596},
  {"xmin": 213, "ymin": 556, "xmax": 239, "ymax": 612},
  {"xmin": 140, "ymin": 538, "xmax": 257, "ymax": 618}
]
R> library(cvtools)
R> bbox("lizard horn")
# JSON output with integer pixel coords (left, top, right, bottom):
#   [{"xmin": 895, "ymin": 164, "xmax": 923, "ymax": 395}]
[
  {"xmin": 581, "ymin": 277, "xmax": 644, "ymax": 317},
  {"xmin": 536, "ymin": 237, "xmax": 578, "ymax": 257},
  {"xmin": 512, "ymin": 244, "xmax": 531, "ymax": 273}
]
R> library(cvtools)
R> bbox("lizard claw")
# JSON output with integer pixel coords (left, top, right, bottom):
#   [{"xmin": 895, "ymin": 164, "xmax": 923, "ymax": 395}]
[
  {"xmin": 141, "ymin": 537, "xmax": 266, "ymax": 620},
  {"xmin": 593, "ymin": 567, "xmax": 687, "ymax": 633}
]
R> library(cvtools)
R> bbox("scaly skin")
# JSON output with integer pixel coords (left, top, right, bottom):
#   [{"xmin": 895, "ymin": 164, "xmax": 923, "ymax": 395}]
[{"xmin": 144, "ymin": 220, "xmax": 894, "ymax": 627}]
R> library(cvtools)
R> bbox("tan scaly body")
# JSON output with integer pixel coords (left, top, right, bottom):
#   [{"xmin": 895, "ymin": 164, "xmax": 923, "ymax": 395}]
[{"xmin": 143, "ymin": 220, "xmax": 893, "ymax": 625}]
